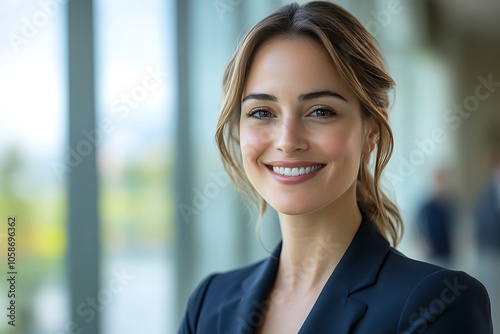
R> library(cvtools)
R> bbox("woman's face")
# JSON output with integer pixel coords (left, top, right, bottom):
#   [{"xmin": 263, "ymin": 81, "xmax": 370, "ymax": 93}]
[{"xmin": 240, "ymin": 37, "xmax": 377, "ymax": 216}]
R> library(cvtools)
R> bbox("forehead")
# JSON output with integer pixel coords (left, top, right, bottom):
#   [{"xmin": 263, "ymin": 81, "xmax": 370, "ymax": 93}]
[{"xmin": 243, "ymin": 37, "xmax": 355, "ymax": 100}]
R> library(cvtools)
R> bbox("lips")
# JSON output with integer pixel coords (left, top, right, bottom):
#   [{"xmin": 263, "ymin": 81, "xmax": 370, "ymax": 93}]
[
  {"xmin": 264, "ymin": 161, "xmax": 326, "ymax": 184},
  {"xmin": 271, "ymin": 164, "xmax": 324, "ymax": 176}
]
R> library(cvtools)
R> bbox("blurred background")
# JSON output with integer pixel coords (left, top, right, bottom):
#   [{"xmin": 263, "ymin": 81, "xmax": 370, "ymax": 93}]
[{"xmin": 0, "ymin": 0, "xmax": 499, "ymax": 333}]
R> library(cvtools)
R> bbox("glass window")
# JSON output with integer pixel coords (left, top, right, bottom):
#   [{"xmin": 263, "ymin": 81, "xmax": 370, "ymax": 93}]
[
  {"xmin": 0, "ymin": 1, "xmax": 68, "ymax": 333},
  {"xmin": 94, "ymin": 0, "xmax": 174, "ymax": 332}
]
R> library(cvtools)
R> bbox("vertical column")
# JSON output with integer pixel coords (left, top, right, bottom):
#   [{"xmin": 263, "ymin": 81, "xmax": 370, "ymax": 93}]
[
  {"xmin": 174, "ymin": 0, "xmax": 195, "ymax": 325},
  {"xmin": 67, "ymin": 1, "xmax": 100, "ymax": 333}
]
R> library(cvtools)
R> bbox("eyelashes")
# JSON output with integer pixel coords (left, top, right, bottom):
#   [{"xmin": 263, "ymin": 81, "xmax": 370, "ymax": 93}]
[
  {"xmin": 245, "ymin": 106, "xmax": 338, "ymax": 120},
  {"xmin": 309, "ymin": 106, "xmax": 338, "ymax": 119},
  {"xmin": 246, "ymin": 108, "xmax": 274, "ymax": 119}
]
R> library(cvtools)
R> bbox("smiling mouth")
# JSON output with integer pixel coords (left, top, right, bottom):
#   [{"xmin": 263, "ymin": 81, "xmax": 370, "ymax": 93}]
[{"xmin": 267, "ymin": 164, "xmax": 325, "ymax": 176}]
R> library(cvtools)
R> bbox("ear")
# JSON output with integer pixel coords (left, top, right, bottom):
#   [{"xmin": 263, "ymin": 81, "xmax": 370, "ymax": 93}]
[{"xmin": 363, "ymin": 116, "xmax": 380, "ymax": 154}]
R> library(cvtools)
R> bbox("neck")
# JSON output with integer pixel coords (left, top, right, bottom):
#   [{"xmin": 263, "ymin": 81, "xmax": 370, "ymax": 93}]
[{"xmin": 275, "ymin": 183, "xmax": 362, "ymax": 293}]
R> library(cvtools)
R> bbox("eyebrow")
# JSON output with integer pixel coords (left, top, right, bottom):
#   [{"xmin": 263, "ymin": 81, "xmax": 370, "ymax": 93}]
[
  {"xmin": 241, "ymin": 93, "xmax": 277, "ymax": 103},
  {"xmin": 241, "ymin": 90, "xmax": 348, "ymax": 103},
  {"xmin": 299, "ymin": 90, "xmax": 348, "ymax": 102}
]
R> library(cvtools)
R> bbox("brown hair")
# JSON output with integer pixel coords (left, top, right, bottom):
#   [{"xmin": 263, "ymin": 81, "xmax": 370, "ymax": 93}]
[{"xmin": 215, "ymin": 1, "xmax": 403, "ymax": 246}]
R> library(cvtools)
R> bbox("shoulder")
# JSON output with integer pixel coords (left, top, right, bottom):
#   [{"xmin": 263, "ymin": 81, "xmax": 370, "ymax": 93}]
[
  {"xmin": 201, "ymin": 258, "xmax": 269, "ymax": 298},
  {"xmin": 382, "ymin": 250, "xmax": 492, "ymax": 333},
  {"xmin": 190, "ymin": 258, "xmax": 266, "ymax": 294},
  {"xmin": 185, "ymin": 259, "xmax": 266, "ymax": 305},
  {"xmin": 178, "ymin": 274, "xmax": 216, "ymax": 334},
  {"xmin": 178, "ymin": 260, "xmax": 266, "ymax": 333},
  {"xmin": 397, "ymin": 269, "xmax": 492, "ymax": 333}
]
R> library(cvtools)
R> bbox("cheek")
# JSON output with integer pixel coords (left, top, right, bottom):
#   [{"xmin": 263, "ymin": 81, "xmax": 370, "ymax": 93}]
[
  {"xmin": 239, "ymin": 124, "xmax": 273, "ymax": 161},
  {"xmin": 319, "ymin": 126, "xmax": 364, "ymax": 159}
]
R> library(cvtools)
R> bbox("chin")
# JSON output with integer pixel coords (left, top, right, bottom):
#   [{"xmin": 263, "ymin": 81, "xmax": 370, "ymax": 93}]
[{"xmin": 268, "ymin": 198, "xmax": 330, "ymax": 217}]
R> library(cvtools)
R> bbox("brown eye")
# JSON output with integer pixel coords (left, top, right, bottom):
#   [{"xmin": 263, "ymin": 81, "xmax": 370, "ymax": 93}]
[
  {"xmin": 309, "ymin": 107, "xmax": 337, "ymax": 119},
  {"xmin": 247, "ymin": 108, "xmax": 274, "ymax": 119}
]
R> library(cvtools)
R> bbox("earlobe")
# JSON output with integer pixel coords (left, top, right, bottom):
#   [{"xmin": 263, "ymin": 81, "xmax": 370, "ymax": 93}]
[
  {"xmin": 363, "ymin": 142, "xmax": 376, "ymax": 154},
  {"xmin": 363, "ymin": 118, "xmax": 380, "ymax": 154},
  {"xmin": 363, "ymin": 139, "xmax": 375, "ymax": 154}
]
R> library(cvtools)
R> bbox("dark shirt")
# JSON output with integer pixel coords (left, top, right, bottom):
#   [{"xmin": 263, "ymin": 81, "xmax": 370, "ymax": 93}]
[
  {"xmin": 418, "ymin": 196, "xmax": 453, "ymax": 259},
  {"xmin": 475, "ymin": 181, "xmax": 500, "ymax": 251}
]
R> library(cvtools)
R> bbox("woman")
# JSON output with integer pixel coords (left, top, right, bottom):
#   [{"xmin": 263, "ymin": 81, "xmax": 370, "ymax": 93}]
[{"xmin": 179, "ymin": 2, "xmax": 492, "ymax": 333}]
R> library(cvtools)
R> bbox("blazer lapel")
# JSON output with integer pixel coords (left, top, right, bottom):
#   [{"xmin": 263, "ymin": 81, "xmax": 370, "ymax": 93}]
[
  {"xmin": 216, "ymin": 217, "xmax": 391, "ymax": 334},
  {"xmin": 299, "ymin": 218, "xmax": 391, "ymax": 334},
  {"xmin": 217, "ymin": 245, "xmax": 281, "ymax": 334}
]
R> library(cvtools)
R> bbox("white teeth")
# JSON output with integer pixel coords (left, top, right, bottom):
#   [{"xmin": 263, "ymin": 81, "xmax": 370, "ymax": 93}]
[{"xmin": 272, "ymin": 164, "xmax": 323, "ymax": 176}]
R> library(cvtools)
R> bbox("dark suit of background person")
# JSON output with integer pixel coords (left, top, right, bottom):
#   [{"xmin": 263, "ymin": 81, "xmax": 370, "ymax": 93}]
[
  {"xmin": 417, "ymin": 196, "xmax": 453, "ymax": 264},
  {"xmin": 475, "ymin": 162, "xmax": 500, "ymax": 331},
  {"xmin": 475, "ymin": 175, "xmax": 500, "ymax": 254},
  {"xmin": 417, "ymin": 170, "xmax": 455, "ymax": 267},
  {"xmin": 178, "ymin": 216, "xmax": 492, "ymax": 334}
]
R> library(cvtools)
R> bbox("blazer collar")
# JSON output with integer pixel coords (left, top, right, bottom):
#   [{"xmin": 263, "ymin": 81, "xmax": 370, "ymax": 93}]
[
  {"xmin": 217, "ymin": 216, "xmax": 391, "ymax": 334},
  {"xmin": 299, "ymin": 216, "xmax": 391, "ymax": 333},
  {"xmin": 217, "ymin": 245, "xmax": 280, "ymax": 334}
]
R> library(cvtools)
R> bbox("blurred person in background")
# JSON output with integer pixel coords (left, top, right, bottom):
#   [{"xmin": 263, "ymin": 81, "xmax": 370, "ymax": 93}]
[
  {"xmin": 416, "ymin": 169, "xmax": 455, "ymax": 267},
  {"xmin": 475, "ymin": 148, "xmax": 500, "ymax": 316},
  {"xmin": 475, "ymin": 149, "xmax": 500, "ymax": 254},
  {"xmin": 178, "ymin": 2, "xmax": 492, "ymax": 333}
]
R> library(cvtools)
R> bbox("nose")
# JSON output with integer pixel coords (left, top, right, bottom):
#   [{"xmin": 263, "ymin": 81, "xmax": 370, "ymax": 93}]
[{"xmin": 274, "ymin": 117, "xmax": 308, "ymax": 153}]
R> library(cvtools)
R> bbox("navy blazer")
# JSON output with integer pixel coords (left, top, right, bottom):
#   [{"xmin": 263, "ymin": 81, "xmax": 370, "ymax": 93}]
[{"xmin": 179, "ymin": 218, "xmax": 492, "ymax": 333}]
